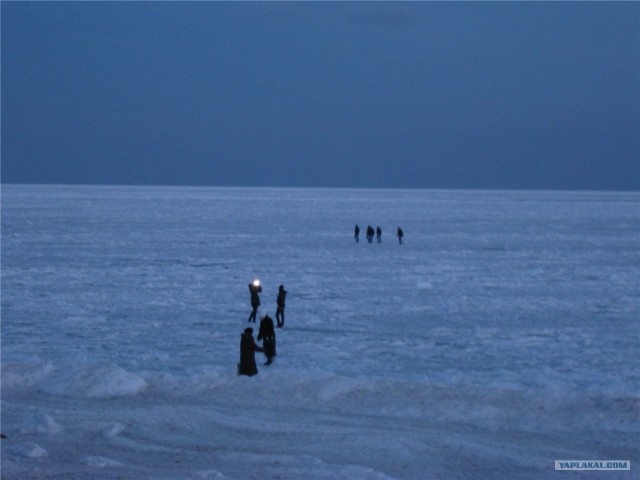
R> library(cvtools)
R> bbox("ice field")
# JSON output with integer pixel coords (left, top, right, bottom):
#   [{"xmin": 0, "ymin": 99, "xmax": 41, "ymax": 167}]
[{"xmin": 1, "ymin": 184, "xmax": 639, "ymax": 479}]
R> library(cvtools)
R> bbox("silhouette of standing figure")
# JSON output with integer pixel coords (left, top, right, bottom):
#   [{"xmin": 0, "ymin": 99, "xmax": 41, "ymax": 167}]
[
  {"xmin": 376, "ymin": 226, "xmax": 382, "ymax": 243},
  {"xmin": 247, "ymin": 280, "xmax": 262, "ymax": 323},
  {"xmin": 396, "ymin": 227, "xmax": 404, "ymax": 245},
  {"xmin": 366, "ymin": 225, "xmax": 375, "ymax": 243},
  {"xmin": 238, "ymin": 327, "xmax": 264, "ymax": 376},
  {"xmin": 258, "ymin": 314, "xmax": 276, "ymax": 365},
  {"xmin": 354, "ymin": 224, "xmax": 360, "ymax": 243},
  {"xmin": 276, "ymin": 284, "xmax": 287, "ymax": 328}
]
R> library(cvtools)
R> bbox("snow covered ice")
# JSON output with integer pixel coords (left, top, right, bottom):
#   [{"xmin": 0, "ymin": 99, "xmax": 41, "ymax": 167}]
[{"xmin": 1, "ymin": 185, "xmax": 638, "ymax": 479}]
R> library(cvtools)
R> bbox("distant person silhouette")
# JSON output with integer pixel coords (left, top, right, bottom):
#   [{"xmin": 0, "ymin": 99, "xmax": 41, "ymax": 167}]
[
  {"xmin": 258, "ymin": 314, "xmax": 277, "ymax": 365},
  {"xmin": 376, "ymin": 226, "xmax": 382, "ymax": 243},
  {"xmin": 354, "ymin": 224, "xmax": 360, "ymax": 243},
  {"xmin": 238, "ymin": 327, "xmax": 264, "ymax": 376},
  {"xmin": 247, "ymin": 280, "xmax": 262, "ymax": 323},
  {"xmin": 396, "ymin": 227, "xmax": 404, "ymax": 245},
  {"xmin": 276, "ymin": 284, "xmax": 287, "ymax": 328},
  {"xmin": 366, "ymin": 225, "xmax": 375, "ymax": 243}
]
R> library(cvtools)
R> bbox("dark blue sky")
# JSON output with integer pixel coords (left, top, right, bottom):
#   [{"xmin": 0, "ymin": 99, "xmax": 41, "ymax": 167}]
[{"xmin": 2, "ymin": 2, "xmax": 638, "ymax": 190}]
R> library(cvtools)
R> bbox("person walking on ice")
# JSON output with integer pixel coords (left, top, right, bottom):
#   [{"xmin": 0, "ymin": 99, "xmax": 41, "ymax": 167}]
[
  {"xmin": 276, "ymin": 284, "xmax": 287, "ymax": 328},
  {"xmin": 396, "ymin": 227, "xmax": 404, "ymax": 245},
  {"xmin": 366, "ymin": 225, "xmax": 375, "ymax": 243}
]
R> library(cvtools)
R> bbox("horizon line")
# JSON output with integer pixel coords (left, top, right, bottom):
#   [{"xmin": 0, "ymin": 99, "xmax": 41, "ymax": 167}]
[{"xmin": 2, "ymin": 182, "xmax": 639, "ymax": 195}]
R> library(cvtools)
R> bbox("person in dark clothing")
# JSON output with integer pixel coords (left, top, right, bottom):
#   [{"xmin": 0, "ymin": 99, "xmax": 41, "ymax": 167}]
[
  {"xmin": 247, "ymin": 280, "xmax": 262, "ymax": 323},
  {"xmin": 366, "ymin": 225, "xmax": 375, "ymax": 243},
  {"xmin": 376, "ymin": 226, "xmax": 382, "ymax": 243},
  {"xmin": 354, "ymin": 224, "xmax": 360, "ymax": 243},
  {"xmin": 257, "ymin": 314, "xmax": 276, "ymax": 365},
  {"xmin": 238, "ymin": 327, "xmax": 264, "ymax": 376},
  {"xmin": 276, "ymin": 284, "xmax": 287, "ymax": 328},
  {"xmin": 396, "ymin": 227, "xmax": 404, "ymax": 245}
]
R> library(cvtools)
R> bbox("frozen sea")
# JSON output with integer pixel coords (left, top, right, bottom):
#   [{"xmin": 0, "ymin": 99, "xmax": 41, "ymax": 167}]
[{"xmin": 1, "ymin": 184, "xmax": 638, "ymax": 480}]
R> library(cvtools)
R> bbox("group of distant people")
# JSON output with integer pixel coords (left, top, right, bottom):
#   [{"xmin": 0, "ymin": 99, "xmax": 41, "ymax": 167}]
[
  {"xmin": 239, "ymin": 282, "xmax": 287, "ymax": 376},
  {"xmin": 354, "ymin": 224, "xmax": 404, "ymax": 244}
]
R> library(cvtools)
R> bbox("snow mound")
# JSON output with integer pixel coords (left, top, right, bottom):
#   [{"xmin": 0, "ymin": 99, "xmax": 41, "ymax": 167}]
[
  {"xmin": 83, "ymin": 455, "xmax": 124, "ymax": 468},
  {"xmin": 20, "ymin": 412, "xmax": 62, "ymax": 434},
  {"xmin": 10, "ymin": 443, "xmax": 49, "ymax": 458},
  {"xmin": 38, "ymin": 365, "xmax": 147, "ymax": 398}
]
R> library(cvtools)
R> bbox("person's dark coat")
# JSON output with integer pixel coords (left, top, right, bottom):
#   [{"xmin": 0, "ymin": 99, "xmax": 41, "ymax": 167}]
[
  {"xmin": 238, "ymin": 328, "xmax": 264, "ymax": 376},
  {"xmin": 257, "ymin": 315, "xmax": 276, "ymax": 359}
]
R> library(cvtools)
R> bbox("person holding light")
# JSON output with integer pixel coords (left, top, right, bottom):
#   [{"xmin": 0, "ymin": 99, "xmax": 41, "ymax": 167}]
[{"xmin": 247, "ymin": 279, "xmax": 262, "ymax": 323}]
